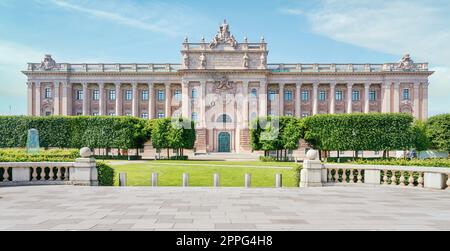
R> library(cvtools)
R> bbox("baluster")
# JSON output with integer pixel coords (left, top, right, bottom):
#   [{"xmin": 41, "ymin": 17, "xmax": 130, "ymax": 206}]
[
  {"xmin": 446, "ymin": 174, "xmax": 450, "ymax": 189},
  {"xmin": 32, "ymin": 166, "xmax": 38, "ymax": 181},
  {"xmin": 3, "ymin": 167, "xmax": 10, "ymax": 182},
  {"xmin": 328, "ymin": 169, "xmax": 333, "ymax": 182},
  {"xmin": 49, "ymin": 166, "xmax": 55, "ymax": 181},
  {"xmin": 357, "ymin": 169, "xmax": 363, "ymax": 184},
  {"xmin": 56, "ymin": 167, "xmax": 62, "ymax": 181},
  {"xmin": 65, "ymin": 167, "xmax": 70, "ymax": 181},
  {"xmin": 334, "ymin": 169, "xmax": 339, "ymax": 182},
  {"xmin": 40, "ymin": 167, "xmax": 46, "ymax": 181},
  {"xmin": 350, "ymin": 169, "xmax": 355, "ymax": 183},
  {"xmin": 418, "ymin": 172, "xmax": 424, "ymax": 188},
  {"xmin": 383, "ymin": 170, "xmax": 389, "ymax": 185},
  {"xmin": 399, "ymin": 171, "xmax": 406, "ymax": 186},
  {"xmin": 342, "ymin": 169, "xmax": 347, "ymax": 183},
  {"xmin": 409, "ymin": 172, "xmax": 415, "ymax": 187},
  {"xmin": 390, "ymin": 170, "xmax": 397, "ymax": 185}
]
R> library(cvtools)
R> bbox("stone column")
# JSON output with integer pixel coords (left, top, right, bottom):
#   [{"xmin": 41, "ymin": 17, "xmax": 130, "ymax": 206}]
[
  {"xmin": 259, "ymin": 81, "xmax": 267, "ymax": 117},
  {"xmin": 364, "ymin": 83, "xmax": 370, "ymax": 114},
  {"xmin": 242, "ymin": 81, "xmax": 249, "ymax": 125},
  {"xmin": 54, "ymin": 81, "xmax": 60, "ymax": 115},
  {"xmin": 35, "ymin": 81, "xmax": 41, "ymax": 116},
  {"xmin": 421, "ymin": 82, "xmax": 429, "ymax": 120},
  {"xmin": 393, "ymin": 82, "xmax": 400, "ymax": 113},
  {"xmin": 182, "ymin": 80, "xmax": 190, "ymax": 118},
  {"xmin": 347, "ymin": 83, "xmax": 354, "ymax": 114},
  {"xmin": 312, "ymin": 83, "xmax": 319, "ymax": 115},
  {"xmin": 165, "ymin": 83, "xmax": 172, "ymax": 118},
  {"xmin": 27, "ymin": 82, "xmax": 33, "ymax": 116},
  {"xmin": 98, "ymin": 82, "xmax": 105, "ymax": 116},
  {"xmin": 62, "ymin": 81, "xmax": 69, "ymax": 115},
  {"xmin": 329, "ymin": 82, "xmax": 336, "ymax": 114},
  {"xmin": 295, "ymin": 83, "xmax": 302, "ymax": 117},
  {"xmin": 115, "ymin": 83, "xmax": 122, "ymax": 116},
  {"xmin": 382, "ymin": 82, "xmax": 392, "ymax": 113},
  {"xmin": 200, "ymin": 81, "xmax": 207, "ymax": 127},
  {"xmin": 132, "ymin": 82, "xmax": 139, "ymax": 117},
  {"xmin": 413, "ymin": 83, "xmax": 420, "ymax": 119},
  {"xmin": 279, "ymin": 83, "xmax": 285, "ymax": 116},
  {"xmin": 82, "ymin": 82, "xmax": 89, "ymax": 116},
  {"xmin": 148, "ymin": 83, "xmax": 155, "ymax": 119}
]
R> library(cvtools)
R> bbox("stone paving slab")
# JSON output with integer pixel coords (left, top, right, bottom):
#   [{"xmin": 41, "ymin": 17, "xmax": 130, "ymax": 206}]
[{"xmin": 1, "ymin": 186, "xmax": 450, "ymax": 231}]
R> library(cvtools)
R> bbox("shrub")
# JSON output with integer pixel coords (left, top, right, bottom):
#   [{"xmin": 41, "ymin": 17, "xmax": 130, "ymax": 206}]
[
  {"xmin": 0, "ymin": 148, "xmax": 79, "ymax": 162},
  {"xmin": 169, "ymin": 156, "xmax": 189, "ymax": 160},
  {"xmin": 342, "ymin": 158, "xmax": 450, "ymax": 168},
  {"xmin": 426, "ymin": 114, "xmax": 450, "ymax": 153},
  {"xmin": 96, "ymin": 162, "xmax": 115, "ymax": 186},
  {"xmin": 259, "ymin": 156, "xmax": 277, "ymax": 162}
]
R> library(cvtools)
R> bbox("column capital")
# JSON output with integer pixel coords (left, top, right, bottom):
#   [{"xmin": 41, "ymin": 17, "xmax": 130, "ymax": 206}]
[
  {"xmin": 313, "ymin": 82, "xmax": 320, "ymax": 88},
  {"xmin": 115, "ymin": 82, "xmax": 121, "ymax": 88},
  {"xmin": 393, "ymin": 82, "xmax": 400, "ymax": 88},
  {"xmin": 296, "ymin": 82, "xmax": 303, "ymax": 88},
  {"xmin": 347, "ymin": 82, "xmax": 355, "ymax": 87},
  {"xmin": 98, "ymin": 82, "xmax": 105, "ymax": 87},
  {"xmin": 182, "ymin": 80, "xmax": 189, "ymax": 88},
  {"xmin": 35, "ymin": 81, "xmax": 41, "ymax": 88},
  {"xmin": 279, "ymin": 82, "xmax": 286, "ymax": 88},
  {"xmin": 364, "ymin": 83, "xmax": 371, "ymax": 88},
  {"xmin": 131, "ymin": 82, "xmax": 138, "ymax": 88},
  {"xmin": 422, "ymin": 82, "xmax": 430, "ymax": 88},
  {"xmin": 165, "ymin": 82, "xmax": 171, "ymax": 88},
  {"xmin": 148, "ymin": 82, "xmax": 154, "ymax": 88}
]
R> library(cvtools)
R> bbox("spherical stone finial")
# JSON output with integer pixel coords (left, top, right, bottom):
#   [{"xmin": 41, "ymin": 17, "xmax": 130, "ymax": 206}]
[
  {"xmin": 80, "ymin": 147, "xmax": 92, "ymax": 158},
  {"xmin": 306, "ymin": 149, "xmax": 318, "ymax": 160}
]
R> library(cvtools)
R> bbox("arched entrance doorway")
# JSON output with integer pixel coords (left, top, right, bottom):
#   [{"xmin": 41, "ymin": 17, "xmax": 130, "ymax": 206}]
[{"xmin": 218, "ymin": 132, "xmax": 231, "ymax": 153}]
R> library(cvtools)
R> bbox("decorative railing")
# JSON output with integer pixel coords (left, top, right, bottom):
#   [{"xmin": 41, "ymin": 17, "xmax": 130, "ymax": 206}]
[
  {"xmin": 323, "ymin": 163, "xmax": 450, "ymax": 189},
  {"xmin": 26, "ymin": 63, "xmax": 182, "ymax": 73},
  {"xmin": 0, "ymin": 162, "xmax": 72, "ymax": 185},
  {"xmin": 182, "ymin": 42, "xmax": 267, "ymax": 51},
  {"xmin": 268, "ymin": 63, "xmax": 429, "ymax": 73}
]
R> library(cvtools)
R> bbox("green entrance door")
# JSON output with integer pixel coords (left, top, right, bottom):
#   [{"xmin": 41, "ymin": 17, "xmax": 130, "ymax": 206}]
[{"xmin": 218, "ymin": 132, "xmax": 231, "ymax": 153}]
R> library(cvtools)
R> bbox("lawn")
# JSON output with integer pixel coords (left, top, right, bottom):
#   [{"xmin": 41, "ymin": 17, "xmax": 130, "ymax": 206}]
[{"xmin": 110, "ymin": 161, "xmax": 301, "ymax": 188}]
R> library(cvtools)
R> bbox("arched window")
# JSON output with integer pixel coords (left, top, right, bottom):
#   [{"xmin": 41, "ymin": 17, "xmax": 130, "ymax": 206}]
[
  {"xmin": 251, "ymin": 89, "xmax": 258, "ymax": 98},
  {"xmin": 191, "ymin": 88, "xmax": 198, "ymax": 99},
  {"xmin": 217, "ymin": 114, "xmax": 232, "ymax": 123}
]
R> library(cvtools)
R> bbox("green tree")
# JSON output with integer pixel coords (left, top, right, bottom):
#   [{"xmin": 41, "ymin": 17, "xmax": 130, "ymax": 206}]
[
  {"xmin": 411, "ymin": 120, "xmax": 431, "ymax": 152},
  {"xmin": 426, "ymin": 114, "xmax": 450, "ymax": 153}
]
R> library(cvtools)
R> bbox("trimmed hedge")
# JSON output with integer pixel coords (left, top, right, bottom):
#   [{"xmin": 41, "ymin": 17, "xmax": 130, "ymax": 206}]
[
  {"xmin": 97, "ymin": 162, "xmax": 115, "ymax": 186},
  {"xmin": 0, "ymin": 116, "xmax": 150, "ymax": 150},
  {"xmin": 0, "ymin": 148, "xmax": 79, "ymax": 162},
  {"xmin": 341, "ymin": 158, "xmax": 450, "ymax": 168},
  {"xmin": 427, "ymin": 114, "xmax": 450, "ymax": 153}
]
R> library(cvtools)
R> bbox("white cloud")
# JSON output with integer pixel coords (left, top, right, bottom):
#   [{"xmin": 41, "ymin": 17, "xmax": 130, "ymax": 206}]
[
  {"xmin": 282, "ymin": 0, "xmax": 450, "ymax": 115},
  {"xmin": 45, "ymin": 0, "xmax": 205, "ymax": 37}
]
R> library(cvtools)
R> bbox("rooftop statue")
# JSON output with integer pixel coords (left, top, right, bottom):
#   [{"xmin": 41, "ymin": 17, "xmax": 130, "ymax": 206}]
[
  {"xmin": 397, "ymin": 54, "xmax": 416, "ymax": 71},
  {"xmin": 209, "ymin": 20, "xmax": 238, "ymax": 49},
  {"xmin": 38, "ymin": 54, "xmax": 57, "ymax": 71}
]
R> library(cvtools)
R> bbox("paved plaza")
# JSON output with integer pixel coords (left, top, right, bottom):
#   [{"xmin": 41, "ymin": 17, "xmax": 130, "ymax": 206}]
[{"xmin": 0, "ymin": 186, "xmax": 449, "ymax": 231}]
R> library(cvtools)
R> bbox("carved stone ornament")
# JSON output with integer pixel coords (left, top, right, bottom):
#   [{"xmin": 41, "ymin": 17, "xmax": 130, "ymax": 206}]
[
  {"xmin": 183, "ymin": 53, "xmax": 189, "ymax": 69},
  {"xmin": 260, "ymin": 53, "xmax": 267, "ymax": 69},
  {"xmin": 38, "ymin": 54, "xmax": 57, "ymax": 71},
  {"xmin": 199, "ymin": 53, "xmax": 207, "ymax": 69},
  {"xmin": 396, "ymin": 54, "xmax": 416, "ymax": 71},
  {"xmin": 243, "ymin": 53, "xmax": 250, "ymax": 69},
  {"xmin": 214, "ymin": 75, "xmax": 234, "ymax": 91},
  {"xmin": 209, "ymin": 20, "xmax": 238, "ymax": 49}
]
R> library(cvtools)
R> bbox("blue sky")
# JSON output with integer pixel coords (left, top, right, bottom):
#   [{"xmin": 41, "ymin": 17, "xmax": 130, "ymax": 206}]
[{"xmin": 0, "ymin": 0, "xmax": 449, "ymax": 116}]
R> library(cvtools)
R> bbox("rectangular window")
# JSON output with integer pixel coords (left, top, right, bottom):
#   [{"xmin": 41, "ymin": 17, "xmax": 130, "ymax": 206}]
[
  {"xmin": 336, "ymin": 91, "xmax": 343, "ymax": 101},
  {"xmin": 285, "ymin": 91, "xmax": 293, "ymax": 102},
  {"xmin": 268, "ymin": 90, "xmax": 276, "ymax": 101},
  {"xmin": 352, "ymin": 90, "xmax": 360, "ymax": 101},
  {"xmin": 319, "ymin": 90, "xmax": 326, "ymax": 101},
  {"xmin": 76, "ymin": 90, "xmax": 83, "ymax": 100},
  {"xmin": 125, "ymin": 90, "xmax": 133, "ymax": 101},
  {"xmin": 109, "ymin": 90, "xmax": 116, "ymax": 100},
  {"xmin": 45, "ymin": 88, "xmax": 52, "ymax": 99},
  {"xmin": 403, "ymin": 89, "xmax": 410, "ymax": 100},
  {"xmin": 141, "ymin": 113, "xmax": 149, "ymax": 119},
  {"xmin": 158, "ymin": 90, "xmax": 165, "ymax": 101},
  {"xmin": 158, "ymin": 112, "xmax": 165, "ymax": 118},
  {"xmin": 174, "ymin": 90, "xmax": 181, "ymax": 101},
  {"xmin": 141, "ymin": 90, "xmax": 149, "ymax": 101},
  {"xmin": 301, "ymin": 91, "xmax": 309, "ymax": 101},
  {"xmin": 93, "ymin": 90, "xmax": 100, "ymax": 101},
  {"xmin": 369, "ymin": 90, "xmax": 377, "ymax": 101}
]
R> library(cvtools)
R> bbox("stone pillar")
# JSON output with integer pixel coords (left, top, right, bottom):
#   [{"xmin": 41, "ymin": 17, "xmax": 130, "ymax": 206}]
[
  {"xmin": 200, "ymin": 81, "xmax": 207, "ymax": 127},
  {"xmin": 279, "ymin": 83, "xmax": 285, "ymax": 116},
  {"xmin": 27, "ymin": 82, "xmax": 33, "ymax": 116},
  {"xmin": 148, "ymin": 83, "xmax": 155, "ymax": 119},
  {"xmin": 312, "ymin": 83, "xmax": 319, "ymax": 115},
  {"xmin": 54, "ymin": 81, "xmax": 60, "ymax": 115},
  {"xmin": 300, "ymin": 150, "xmax": 323, "ymax": 187},
  {"xmin": 413, "ymin": 83, "xmax": 420, "ymax": 119},
  {"xmin": 82, "ymin": 82, "xmax": 89, "ymax": 116},
  {"xmin": 382, "ymin": 82, "xmax": 391, "ymax": 113},
  {"xmin": 424, "ymin": 172, "xmax": 446, "ymax": 190},
  {"xmin": 70, "ymin": 148, "xmax": 98, "ymax": 186},
  {"xmin": 115, "ymin": 83, "xmax": 122, "ymax": 116},
  {"xmin": 364, "ymin": 83, "xmax": 370, "ymax": 114},
  {"xmin": 62, "ymin": 81, "xmax": 70, "ymax": 116},
  {"xmin": 295, "ymin": 83, "xmax": 302, "ymax": 117},
  {"xmin": 165, "ymin": 83, "xmax": 172, "ymax": 118},
  {"xmin": 132, "ymin": 82, "xmax": 139, "ymax": 117},
  {"xmin": 347, "ymin": 83, "xmax": 353, "ymax": 114},
  {"xmin": 98, "ymin": 82, "xmax": 105, "ymax": 116},
  {"xmin": 259, "ymin": 81, "xmax": 267, "ymax": 117},
  {"xmin": 421, "ymin": 82, "xmax": 429, "ymax": 120},
  {"xmin": 364, "ymin": 170, "xmax": 381, "ymax": 185},
  {"xmin": 393, "ymin": 82, "xmax": 400, "ymax": 113},
  {"xmin": 242, "ymin": 81, "xmax": 249, "ymax": 125},
  {"xmin": 182, "ymin": 80, "xmax": 190, "ymax": 118},
  {"xmin": 329, "ymin": 83, "xmax": 336, "ymax": 114},
  {"xmin": 35, "ymin": 81, "xmax": 41, "ymax": 116}
]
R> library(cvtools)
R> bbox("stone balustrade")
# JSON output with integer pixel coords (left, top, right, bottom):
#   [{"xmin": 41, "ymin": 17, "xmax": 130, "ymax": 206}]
[
  {"xmin": 0, "ymin": 148, "xmax": 98, "ymax": 187},
  {"xmin": 300, "ymin": 150, "xmax": 450, "ymax": 190},
  {"xmin": 268, "ymin": 63, "xmax": 429, "ymax": 73},
  {"xmin": 26, "ymin": 63, "xmax": 181, "ymax": 73}
]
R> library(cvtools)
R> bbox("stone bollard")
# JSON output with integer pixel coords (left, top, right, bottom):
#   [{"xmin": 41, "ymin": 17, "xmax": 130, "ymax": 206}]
[
  {"xmin": 213, "ymin": 173, "xmax": 220, "ymax": 187},
  {"xmin": 300, "ymin": 150, "xmax": 323, "ymax": 188},
  {"xmin": 151, "ymin": 173, "xmax": 158, "ymax": 187},
  {"xmin": 182, "ymin": 173, "xmax": 189, "ymax": 187},
  {"xmin": 119, "ymin": 173, "xmax": 127, "ymax": 187},
  {"xmin": 245, "ymin": 174, "xmax": 251, "ymax": 188},
  {"xmin": 275, "ymin": 173, "xmax": 283, "ymax": 188},
  {"xmin": 71, "ymin": 147, "xmax": 98, "ymax": 186}
]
